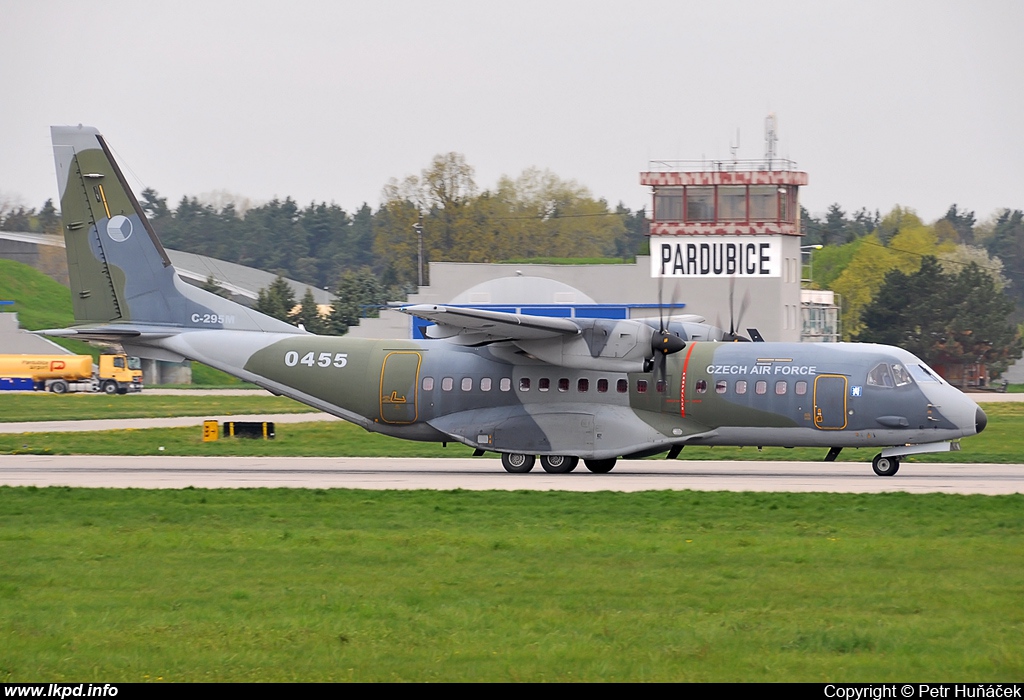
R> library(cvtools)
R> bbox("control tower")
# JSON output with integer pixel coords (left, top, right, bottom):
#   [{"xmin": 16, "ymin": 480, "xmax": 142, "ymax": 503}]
[{"xmin": 640, "ymin": 117, "xmax": 811, "ymax": 341}]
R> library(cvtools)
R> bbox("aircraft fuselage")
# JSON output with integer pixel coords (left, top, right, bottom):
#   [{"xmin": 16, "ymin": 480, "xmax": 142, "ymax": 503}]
[{"xmin": 164, "ymin": 331, "xmax": 984, "ymax": 461}]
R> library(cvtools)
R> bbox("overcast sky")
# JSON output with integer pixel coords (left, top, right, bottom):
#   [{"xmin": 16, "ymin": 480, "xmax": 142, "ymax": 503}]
[{"xmin": 2, "ymin": 0, "xmax": 1022, "ymax": 224}]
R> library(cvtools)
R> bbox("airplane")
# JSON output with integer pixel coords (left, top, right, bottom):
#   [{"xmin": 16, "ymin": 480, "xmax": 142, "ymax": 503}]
[{"xmin": 39, "ymin": 125, "xmax": 987, "ymax": 477}]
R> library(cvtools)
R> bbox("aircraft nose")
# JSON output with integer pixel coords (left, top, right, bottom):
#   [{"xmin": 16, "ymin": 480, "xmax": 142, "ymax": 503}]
[{"xmin": 976, "ymin": 406, "xmax": 987, "ymax": 434}]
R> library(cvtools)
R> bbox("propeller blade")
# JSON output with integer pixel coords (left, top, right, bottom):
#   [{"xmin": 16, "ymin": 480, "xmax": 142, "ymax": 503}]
[
  {"xmin": 658, "ymin": 276, "xmax": 665, "ymax": 333},
  {"xmin": 723, "ymin": 279, "xmax": 752, "ymax": 342},
  {"xmin": 728, "ymin": 277, "xmax": 736, "ymax": 336},
  {"xmin": 735, "ymin": 289, "xmax": 751, "ymax": 334}
]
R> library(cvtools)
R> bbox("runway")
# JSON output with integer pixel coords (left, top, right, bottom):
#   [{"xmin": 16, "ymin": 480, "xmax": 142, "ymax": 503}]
[{"xmin": 1, "ymin": 455, "xmax": 1020, "ymax": 494}]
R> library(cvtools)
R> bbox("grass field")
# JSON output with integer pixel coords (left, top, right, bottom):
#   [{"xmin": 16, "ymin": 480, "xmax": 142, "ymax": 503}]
[
  {"xmin": 1, "ymin": 395, "xmax": 1021, "ymax": 463},
  {"xmin": 0, "ymin": 393, "xmax": 316, "ymax": 423},
  {"xmin": 0, "ymin": 487, "xmax": 1020, "ymax": 682}
]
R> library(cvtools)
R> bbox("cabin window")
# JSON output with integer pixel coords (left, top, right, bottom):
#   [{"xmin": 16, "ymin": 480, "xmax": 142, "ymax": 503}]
[
  {"xmin": 558, "ymin": 378, "xmax": 570, "ymax": 392},
  {"xmin": 637, "ymin": 380, "xmax": 648, "ymax": 393},
  {"xmin": 442, "ymin": 377, "xmax": 453, "ymax": 391},
  {"xmin": 114, "ymin": 357, "xmax": 125, "ymax": 369},
  {"xmin": 795, "ymin": 380, "xmax": 807, "ymax": 395},
  {"xmin": 500, "ymin": 378, "xmax": 511, "ymax": 391},
  {"xmin": 755, "ymin": 380, "xmax": 767, "ymax": 395},
  {"xmin": 578, "ymin": 378, "xmax": 589, "ymax": 392},
  {"xmin": 481, "ymin": 377, "xmax": 492, "ymax": 391},
  {"xmin": 735, "ymin": 380, "xmax": 748, "ymax": 395},
  {"xmin": 775, "ymin": 380, "xmax": 787, "ymax": 395},
  {"xmin": 695, "ymin": 379, "xmax": 707, "ymax": 394},
  {"xmin": 461, "ymin": 377, "xmax": 473, "ymax": 391},
  {"xmin": 597, "ymin": 378, "xmax": 609, "ymax": 393},
  {"xmin": 519, "ymin": 377, "xmax": 531, "ymax": 391},
  {"xmin": 617, "ymin": 379, "xmax": 628, "ymax": 393},
  {"xmin": 539, "ymin": 378, "xmax": 550, "ymax": 392},
  {"xmin": 655, "ymin": 379, "xmax": 666, "ymax": 393},
  {"xmin": 715, "ymin": 380, "xmax": 727, "ymax": 394},
  {"xmin": 422, "ymin": 377, "xmax": 434, "ymax": 391}
]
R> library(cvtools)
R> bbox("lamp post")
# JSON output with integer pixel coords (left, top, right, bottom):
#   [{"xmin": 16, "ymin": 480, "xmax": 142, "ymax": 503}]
[
  {"xmin": 414, "ymin": 215, "xmax": 424, "ymax": 288},
  {"xmin": 800, "ymin": 244, "xmax": 822, "ymax": 287}
]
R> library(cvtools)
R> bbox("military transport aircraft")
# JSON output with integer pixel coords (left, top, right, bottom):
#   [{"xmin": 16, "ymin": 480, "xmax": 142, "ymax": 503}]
[{"xmin": 40, "ymin": 125, "xmax": 987, "ymax": 476}]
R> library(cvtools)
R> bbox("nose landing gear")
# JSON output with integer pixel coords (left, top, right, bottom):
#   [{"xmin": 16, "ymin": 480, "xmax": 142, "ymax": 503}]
[{"xmin": 872, "ymin": 453, "xmax": 900, "ymax": 476}]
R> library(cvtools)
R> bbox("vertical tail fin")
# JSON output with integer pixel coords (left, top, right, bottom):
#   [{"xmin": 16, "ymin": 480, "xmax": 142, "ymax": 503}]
[
  {"xmin": 50, "ymin": 125, "xmax": 301, "ymax": 335},
  {"xmin": 52, "ymin": 125, "xmax": 174, "ymax": 324}
]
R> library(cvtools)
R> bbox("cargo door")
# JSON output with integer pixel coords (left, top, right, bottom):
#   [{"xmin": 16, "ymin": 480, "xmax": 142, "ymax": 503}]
[
  {"xmin": 813, "ymin": 374, "xmax": 848, "ymax": 429},
  {"xmin": 379, "ymin": 351, "xmax": 421, "ymax": 424}
]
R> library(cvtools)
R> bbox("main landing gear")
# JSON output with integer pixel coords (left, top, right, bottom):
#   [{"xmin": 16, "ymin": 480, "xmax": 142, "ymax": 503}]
[
  {"xmin": 871, "ymin": 453, "xmax": 900, "ymax": 477},
  {"xmin": 500, "ymin": 453, "xmax": 536, "ymax": 473},
  {"xmin": 540, "ymin": 455, "xmax": 578, "ymax": 473},
  {"xmin": 500, "ymin": 454, "xmax": 616, "ymax": 474}
]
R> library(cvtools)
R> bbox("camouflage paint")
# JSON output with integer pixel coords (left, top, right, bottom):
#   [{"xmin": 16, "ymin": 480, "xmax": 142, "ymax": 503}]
[{"xmin": 41, "ymin": 125, "xmax": 986, "ymax": 471}]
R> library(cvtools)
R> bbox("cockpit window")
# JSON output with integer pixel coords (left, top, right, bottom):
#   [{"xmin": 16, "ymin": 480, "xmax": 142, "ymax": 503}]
[
  {"xmin": 868, "ymin": 362, "xmax": 915, "ymax": 388},
  {"xmin": 867, "ymin": 363, "xmax": 895, "ymax": 387},
  {"xmin": 907, "ymin": 363, "xmax": 941, "ymax": 383},
  {"xmin": 891, "ymin": 364, "xmax": 913, "ymax": 387}
]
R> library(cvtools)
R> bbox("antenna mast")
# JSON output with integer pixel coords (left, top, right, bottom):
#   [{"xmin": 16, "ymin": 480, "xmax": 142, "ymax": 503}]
[{"xmin": 764, "ymin": 113, "xmax": 778, "ymax": 167}]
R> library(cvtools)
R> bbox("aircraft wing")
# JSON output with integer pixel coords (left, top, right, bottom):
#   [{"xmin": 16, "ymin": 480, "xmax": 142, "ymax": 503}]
[
  {"xmin": 400, "ymin": 303, "xmax": 684, "ymax": 372},
  {"xmin": 400, "ymin": 304, "xmax": 581, "ymax": 345}
]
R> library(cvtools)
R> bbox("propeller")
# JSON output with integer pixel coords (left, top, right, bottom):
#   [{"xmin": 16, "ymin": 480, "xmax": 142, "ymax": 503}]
[{"xmin": 648, "ymin": 278, "xmax": 686, "ymax": 384}]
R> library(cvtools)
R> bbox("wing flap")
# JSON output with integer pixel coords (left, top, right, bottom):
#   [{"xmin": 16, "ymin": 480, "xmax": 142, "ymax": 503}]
[{"xmin": 401, "ymin": 304, "xmax": 580, "ymax": 344}]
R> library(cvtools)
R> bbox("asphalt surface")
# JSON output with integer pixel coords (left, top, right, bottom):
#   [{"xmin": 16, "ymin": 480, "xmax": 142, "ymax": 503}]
[
  {"xmin": 1, "ymin": 456, "xmax": 1020, "ymax": 494},
  {"xmin": 1, "ymin": 390, "xmax": 1019, "ymax": 494}
]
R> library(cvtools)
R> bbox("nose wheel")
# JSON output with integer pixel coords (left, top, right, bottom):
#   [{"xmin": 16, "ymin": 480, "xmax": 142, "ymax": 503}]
[{"xmin": 872, "ymin": 454, "xmax": 900, "ymax": 477}]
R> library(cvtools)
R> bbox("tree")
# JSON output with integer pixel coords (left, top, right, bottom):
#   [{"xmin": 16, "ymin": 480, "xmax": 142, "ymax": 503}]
[
  {"xmin": 255, "ymin": 276, "xmax": 296, "ymax": 323},
  {"xmin": 857, "ymin": 257, "xmax": 1022, "ymax": 379},
  {"xmin": 140, "ymin": 188, "xmax": 170, "ymax": 222},
  {"xmin": 615, "ymin": 204, "xmax": 648, "ymax": 259},
  {"xmin": 37, "ymin": 199, "xmax": 61, "ymax": 234},
  {"xmin": 824, "ymin": 203, "xmax": 848, "ymax": 245},
  {"xmin": 942, "ymin": 204, "xmax": 976, "ymax": 244},
  {"xmin": 201, "ymin": 274, "xmax": 231, "ymax": 299},
  {"xmin": 0, "ymin": 205, "xmax": 33, "ymax": 231},
  {"xmin": 291, "ymin": 287, "xmax": 326, "ymax": 334},
  {"xmin": 984, "ymin": 209, "xmax": 1024, "ymax": 308},
  {"xmin": 831, "ymin": 208, "xmax": 954, "ymax": 339},
  {"xmin": 800, "ymin": 206, "xmax": 824, "ymax": 246},
  {"xmin": 328, "ymin": 268, "xmax": 388, "ymax": 334}
]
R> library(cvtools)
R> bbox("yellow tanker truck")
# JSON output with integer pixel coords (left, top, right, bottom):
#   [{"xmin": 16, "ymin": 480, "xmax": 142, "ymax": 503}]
[{"xmin": 0, "ymin": 354, "xmax": 143, "ymax": 394}]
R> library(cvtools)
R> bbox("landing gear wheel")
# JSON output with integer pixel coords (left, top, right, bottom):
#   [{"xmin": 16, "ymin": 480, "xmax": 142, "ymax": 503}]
[
  {"xmin": 584, "ymin": 458, "xmax": 617, "ymax": 474},
  {"xmin": 540, "ymin": 455, "xmax": 579, "ymax": 474},
  {"xmin": 101, "ymin": 380, "xmax": 118, "ymax": 395},
  {"xmin": 872, "ymin": 454, "xmax": 900, "ymax": 477},
  {"xmin": 50, "ymin": 380, "xmax": 68, "ymax": 395},
  {"xmin": 501, "ymin": 453, "xmax": 536, "ymax": 473}
]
